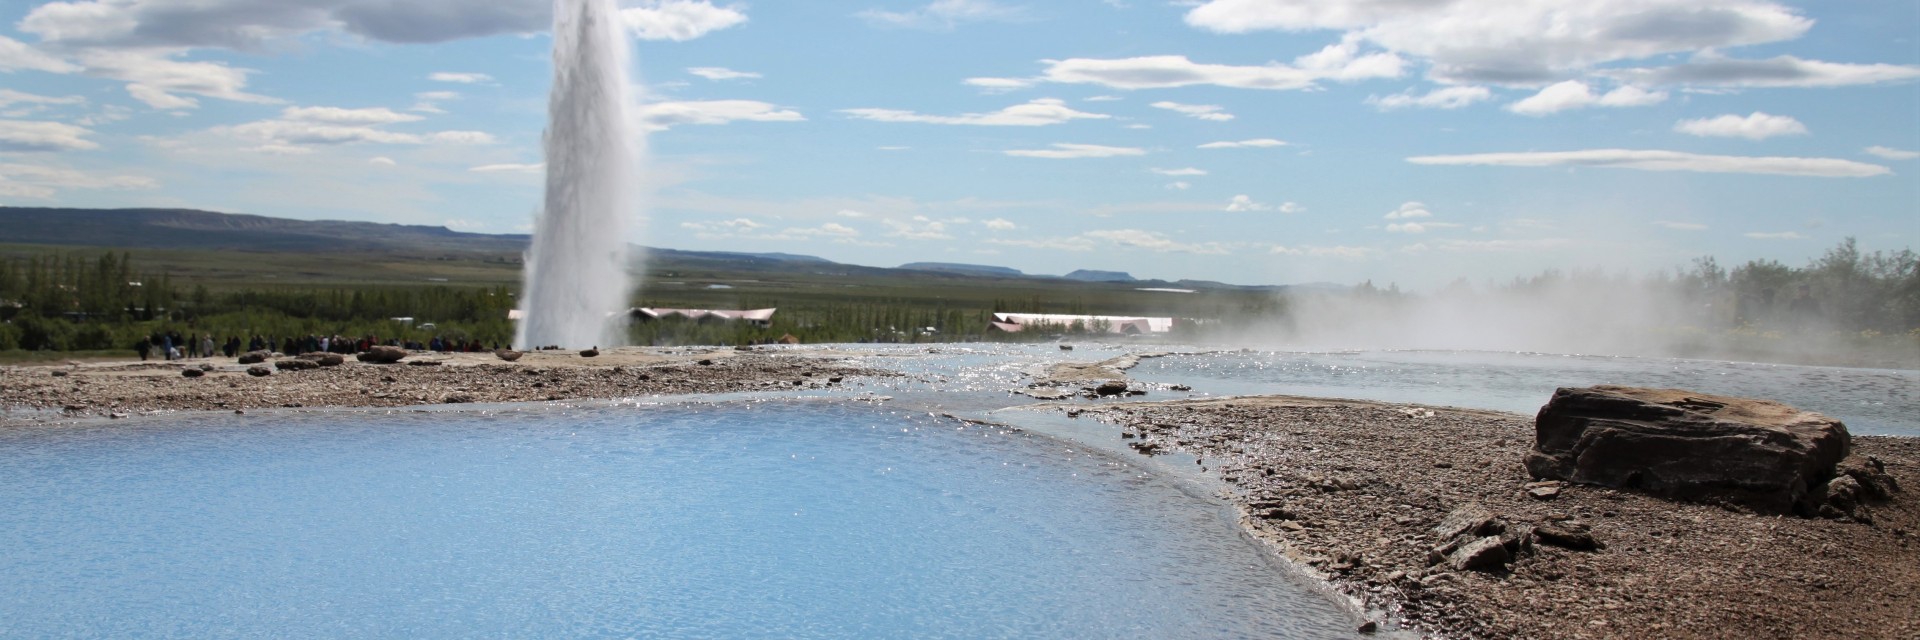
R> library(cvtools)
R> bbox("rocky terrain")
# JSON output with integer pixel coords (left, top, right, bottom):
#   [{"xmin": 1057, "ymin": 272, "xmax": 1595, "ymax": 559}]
[
  {"xmin": 1070, "ymin": 396, "xmax": 1918, "ymax": 639},
  {"xmin": 0, "ymin": 347, "xmax": 889, "ymax": 423}
]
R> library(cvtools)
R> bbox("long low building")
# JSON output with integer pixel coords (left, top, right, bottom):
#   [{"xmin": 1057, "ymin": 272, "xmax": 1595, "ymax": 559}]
[
  {"xmin": 632, "ymin": 307, "xmax": 777, "ymax": 328},
  {"xmin": 989, "ymin": 312, "xmax": 1175, "ymax": 335}
]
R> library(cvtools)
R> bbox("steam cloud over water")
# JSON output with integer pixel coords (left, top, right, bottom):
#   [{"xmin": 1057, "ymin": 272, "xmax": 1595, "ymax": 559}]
[{"xmin": 517, "ymin": 0, "xmax": 639, "ymax": 349}]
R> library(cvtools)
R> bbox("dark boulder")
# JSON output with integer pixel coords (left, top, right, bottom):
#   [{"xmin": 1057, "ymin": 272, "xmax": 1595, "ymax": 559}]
[
  {"xmin": 494, "ymin": 349, "xmax": 524, "ymax": 362},
  {"xmin": 1094, "ymin": 380, "xmax": 1130, "ymax": 396},
  {"xmin": 298, "ymin": 352, "xmax": 345, "ymax": 367},
  {"xmin": 180, "ymin": 368, "xmax": 204, "ymax": 378},
  {"xmin": 356, "ymin": 345, "xmax": 409, "ymax": 364},
  {"xmin": 1527, "ymin": 385, "xmax": 1849, "ymax": 515},
  {"xmin": 579, "ymin": 348, "xmax": 599, "ymax": 358},
  {"xmin": 237, "ymin": 351, "xmax": 270, "ymax": 365},
  {"xmin": 246, "ymin": 365, "xmax": 272, "ymax": 377},
  {"xmin": 274, "ymin": 358, "xmax": 320, "ymax": 371}
]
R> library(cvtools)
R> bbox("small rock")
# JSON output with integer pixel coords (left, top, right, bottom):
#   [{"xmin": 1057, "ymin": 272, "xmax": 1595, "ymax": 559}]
[
  {"xmin": 274, "ymin": 359, "xmax": 320, "ymax": 371},
  {"xmin": 1434, "ymin": 504, "xmax": 1501, "ymax": 539},
  {"xmin": 181, "ymin": 368, "xmax": 204, "ymax": 378},
  {"xmin": 1169, "ymin": 384, "xmax": 1192, "ymax": 391},
  {"xmin": 828, "ymin": 376, "xmax": 844, "ymax": 383},
  {"xmin": 407, "ymin": 360, "xmax": 442, "ymax": 367},
  {"xmin": 1526, "ymin": 481, "xmax": 1565, "ymax": 500},
  {"xmin": 1449, "ymin": 536, "xmax": 1511, "ymax": 572},
  {"xmin": 1535, "ymin": 523, "xmax": 1602, "ymax": 551},
  {"xmin": 198, "ymin": 363, "xmax": 214, "ymax": 371},
  {"xmin": 237, "ymin": 351, "xmax": 270, "ymax": 365},
  {"xmin": 698, "ymin": 359, "xmax": 714, "ymax": 366},
  {"xmin": 1279, "ymin": 520, "xmax": 1307, "ymax": 532},
  {"xmin": 1357, "ymin": 621, "xmax": 1378, "ymax": 634},
  {"xmin": 246, "ymin": 365, "xmax": 272, "ymax": 377},
  {"xmin": 50, "ymin": 370, "xmax": 69, "ymax": 377},
  {"xmin": 443, "ymin": 393, "xmax": 475, "ymax": 404},
  {"xmin": 1094, "ymin": 380, "xmax": 1129, "ymax": 396},
  {"xmin": 579, "ymin": 348, "xmax": 600, "ymax": 358},
  {"xmin": 1059, "ymin": 344, "xmax": 1074, "ymax": 351},
  {"xmin": 494, "ymin": 349, "xmax": 525, "ymax": 362}
]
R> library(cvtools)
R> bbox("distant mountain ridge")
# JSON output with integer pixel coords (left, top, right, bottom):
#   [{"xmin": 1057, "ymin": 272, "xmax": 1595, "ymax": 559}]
[
  {"xmin": 0, "ymin": 206, "xmax": 1327, "ymax": 291},
  {"xmin": 1062, "ymin": 269, "xmax": 1136, "ymax": 283},
  {"xmin": 898, "ymin": 262, "xmax": 1025, "ymax": 277}
]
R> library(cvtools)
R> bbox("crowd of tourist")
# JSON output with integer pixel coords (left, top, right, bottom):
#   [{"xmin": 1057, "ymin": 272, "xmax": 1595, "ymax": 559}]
[{"xmin": 136, "ymin": 332, "xmax": 500, "ymax": 360}]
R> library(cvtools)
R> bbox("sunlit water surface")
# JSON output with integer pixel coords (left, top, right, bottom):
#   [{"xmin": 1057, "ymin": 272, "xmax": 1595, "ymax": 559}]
[{"xmin": 0, "ymin": 402, "xmax": 1358, "ymax": 638}]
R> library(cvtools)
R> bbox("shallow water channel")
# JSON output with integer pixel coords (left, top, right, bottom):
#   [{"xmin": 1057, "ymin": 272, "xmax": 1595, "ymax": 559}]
[{"xmin": 0, "ymin": 401, "xmax": 1360, "ymax": 638}]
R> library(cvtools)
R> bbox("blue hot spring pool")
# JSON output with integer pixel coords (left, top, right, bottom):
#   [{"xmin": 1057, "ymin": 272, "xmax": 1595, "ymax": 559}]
[{"xmin": 0, "ymin": 402, "xmax": 1359, "ymax": 638}]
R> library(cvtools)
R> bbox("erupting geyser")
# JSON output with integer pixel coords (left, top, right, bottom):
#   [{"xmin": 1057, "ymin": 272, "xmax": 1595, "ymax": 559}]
[{"xmin": 516, "ymin": 0, "xmax": 640, "ymax": 349}]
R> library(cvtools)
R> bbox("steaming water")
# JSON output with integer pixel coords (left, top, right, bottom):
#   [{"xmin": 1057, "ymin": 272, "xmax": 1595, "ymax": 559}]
[
  {"xmin": 806, "ymin": 344, "xmax": 1917, "ymax": 437},
  {"xmin": 517, "ymin": 0, "xmax": 638, "ymax": 350},
  {"xmin": 1122, "ymin": 349, "xmax": 1918, "ymax": 437},
  {"xmin": 0, "ymin": 403, "xmax": 1360, "ymax": 638}
]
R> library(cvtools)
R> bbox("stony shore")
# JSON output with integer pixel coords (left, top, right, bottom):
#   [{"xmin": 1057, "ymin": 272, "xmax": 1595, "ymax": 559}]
[
  {"xmin": 5, "ymin": 347, "xmax": 1916, "ymax": 638},
  {"xmin": 1067, "ymin": 396, "xmax": 1918, "ymax": 639},
  {"xmin": 0, "ymin": 347, "xmax": 888, "ymax": 423}
]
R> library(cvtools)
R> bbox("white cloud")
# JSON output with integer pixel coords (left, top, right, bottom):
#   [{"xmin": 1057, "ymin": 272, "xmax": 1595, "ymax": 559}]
[
  {"xmin": 1151, "ymin": 167, "xmax": 1207, "ymax": 176},
  {"xmin": 1278, "ymin": 201, "xmax": 1305, "ymax": 214},
  {"xmin": 1507, "ymin": 81, "xmax": 1666, "ymax": 116},
  {"xmin": 640, "ymin": 100, "xmax": 805, "ymax": 130},
  {"xmin": 989, "ymin": 236, "xmax": 1096, "ymax": 252},
  {"xmin": 1182, "ymin": 0, "xmax": 1814, "ymax": 85},
  {"xmin": 1674, "ymin": 112, "xmax": 1807, "ymax": 140},
  {"xmin": 1745, "ymin": 231, "xmax": 1806, "ymax": 240},
  {"xmin": 1165, "ymin": 181, "xmax": 1191, "ymax": 190},
  {"xmin": 688, "ymin": 67, "xmax": 760, "ymax": 80},
  {"xmin": 1431, "ymin": 238, "xmax": 1570, "ymax": 252},
  {"xmin": 416, "ymin": 91, "xmax": 460, "ymax": 101},
  {"xmin": 0, "ymin": 89, "xmax": 86, "ymax": 109},
  {"xmin": 984, "ymin": 218, "xmax": 1017, "ymax": 230},
  {"xmin": 1367, "ymin": 86, "xmax": 1490, "ymax": 110},
  {"xmin": 965, "ymin": 77, "xmax": 1037, "ymax": 92},
  {"xmin": 1150, "ymin": 101, "xmax": 1234, "ymax": 121},
  {"xmin": 882, "ymin": 215, "xmax": 953, "ymax": 240},
  {"xmin": 623, "ymin": 1, "xmax": 748, "ymax": 41},
  {"xmin": 1653, "ymin": 221, "xmax": 1707, "ymax": 231},
  {"xmin": 0, "ymin": 162, "xmax": 155, "ymax": 199},
  {"xmin": 1198, "ymin": 138, "xmax": 1287, "ymax": 149},
  {"xmin": 283, "ymin": 106, "xmax": 423, "ymax": 125},
  {"xmin": 1408, "ymin": 149, "xmax": 1891, "ymax": 178},
  {"xmin": 1383, "ymin": 202, "xmax": 1431, "ymax": 219},
  {"xmin": 1607, "ymin": 53, "xmax": 1920, "ymax": 89},
  {"xmin": 0, "ymin": 119, "xmax": 99, "ymax": 152},
  {"xmin": 1003, "ymin": 143, "xmax": 1145, "ymax": 159},
  {"xmin": 470, "ymin": 163, "xmax": 544, "ymax": 173},
  {"xmin": 368, "ymin": 156, "xmax": 396, "ymax": 166},
  {"xmin": 1271, "ymin": 244, "xmax": 1373, "ymax": 259},
  {"xmin": 429, "ymin": 72, "xmax": 492, "ymax": 84},
  {"xmin": 428, "ymin": 131, "xmax": 494, "ymax": 144},
  {"xmin": 0, "ymin": 35, "xmax": 78, "ymax": 73},
  {"xmin": 858, "ymin": 0, "xmax": 1025, "ymax": 30},
  {"xmin": 1224, "ymin": 194, "xmax": 1268, "ymax": 211},
  {"xmin": 1864, "ymin": 146, "xmax": 1919, "ymax": 161},
  {"xmin": 16, "ymin": 0, "xmax": 744, "ymax": 48},
  {"xmin": 1385, "ymin": 221, "xmax": 1461, "ymax": 234},
  {"xmin": 1035, "ymin": 53, "xmax": 1397, "ymax": 91},
  {"xmin": 1085, "ymin": 229, "xmax": 1233, "ymax": 254},
  {"xmin": 1084, "ymin": 95, "xmax": 1122, "ymax": 102},
  {"xmin": 75, "ymin": 48, "xmax": 280, "ymax": 110},
  {"xmin": 213, "ymin": 107, "xmax": 495, "ymax": 148},
  {"xmin": 841, "ymin": 98, "xmax": 1107, "ymax": 126}
]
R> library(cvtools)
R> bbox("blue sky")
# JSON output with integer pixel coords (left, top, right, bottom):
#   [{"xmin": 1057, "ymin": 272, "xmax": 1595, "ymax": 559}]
[{"xmin": 0, "ymin": 0, "xmax": 1915, "ymax": 288}]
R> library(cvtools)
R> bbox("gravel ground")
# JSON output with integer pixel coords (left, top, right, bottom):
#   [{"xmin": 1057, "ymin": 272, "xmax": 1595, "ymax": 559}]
[
  {"xmin": 0, "ymin": 347, "xmax": 890, "ymax": 424},
  {"xmin": 1070, "ymin": 396, "xmax": 1918, "ymax": 639}
]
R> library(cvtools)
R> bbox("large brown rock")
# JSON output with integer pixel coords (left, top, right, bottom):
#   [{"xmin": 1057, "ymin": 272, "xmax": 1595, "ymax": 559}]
[
  {"xmin": 1527, "ymin": 385, "xmax": 1849, "ymax": 515},
  {"xmin": 356, "ymin": 345, "xmax": 409, "ymax": 364}
]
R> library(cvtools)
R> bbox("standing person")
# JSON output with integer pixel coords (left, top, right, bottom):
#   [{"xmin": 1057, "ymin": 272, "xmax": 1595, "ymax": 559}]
[
  {"xmin": 135, "ymin": 337, "xmax": 151, "ymax": 361},
  {"xmin": 200, "ymin": 334, "xmax": 214, "ymax": 359},
  {"xmin": 161, "ymin": 333, "xmax": 174, "ymax": 361}
]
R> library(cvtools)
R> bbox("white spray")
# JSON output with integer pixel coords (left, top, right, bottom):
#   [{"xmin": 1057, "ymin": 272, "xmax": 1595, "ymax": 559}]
[{"xmin": 517, "ymin": 0, "xmax": 639, "ymax": 349}]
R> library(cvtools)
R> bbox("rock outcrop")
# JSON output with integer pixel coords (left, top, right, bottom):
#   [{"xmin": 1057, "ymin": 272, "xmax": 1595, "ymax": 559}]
[
  {"xmin": 356, "ymin": 345, "xmax": 409, "ymax": 364},
  {"xmin": 237, "ymin": 350, "xmax": 270, "ymax": 365},
  {"xmin": 298, "ymin": 352, "xmax": 345, "ymax": 367},
  {"xmin": 1527, "ymin": 385, "xmax": 1850, "ymax": 515}
]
